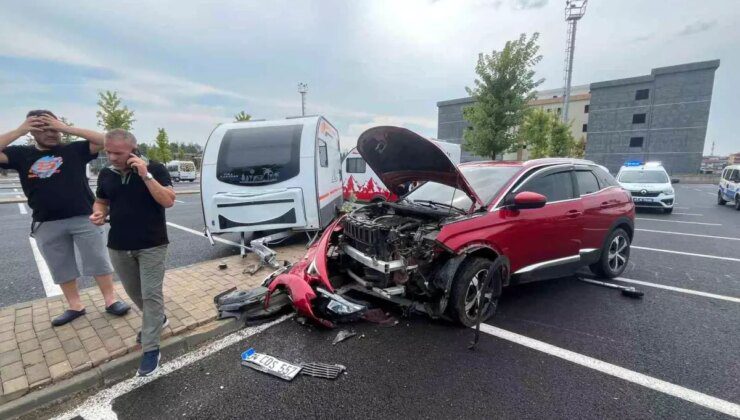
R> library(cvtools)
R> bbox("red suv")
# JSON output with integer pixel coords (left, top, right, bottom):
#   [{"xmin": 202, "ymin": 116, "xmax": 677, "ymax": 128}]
[{"xmin": 266, "ymin": 127, "xmax": 635, "ymax": 327}]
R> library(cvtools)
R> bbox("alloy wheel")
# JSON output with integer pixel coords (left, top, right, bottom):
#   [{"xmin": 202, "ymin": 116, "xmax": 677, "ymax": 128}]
[
  {"xmin": 464, "ymin": 268, "xmax": 490, "ymax": 319},
  {"xmin": 608, "ymin": 234, "xmax": 628, "ymax": 272}
]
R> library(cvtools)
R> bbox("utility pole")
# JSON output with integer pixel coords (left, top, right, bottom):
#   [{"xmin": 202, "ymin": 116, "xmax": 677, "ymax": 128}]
[
  {"xmin": 710, "ymin": 140, "xmax": 715, "ymax": 157},
  {"xmin": 298, "ymin": 82, "xmax": 308, "ymax": 116},
  {"xmin": 562, "ymin": 0, "xmax": 587, "ymax": 124}
]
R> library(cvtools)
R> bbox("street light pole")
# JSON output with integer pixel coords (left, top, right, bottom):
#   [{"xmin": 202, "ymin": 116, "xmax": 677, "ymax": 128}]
[{"xmin": 298, "ymin": 83, "xmax": 308, "ymax": 116}]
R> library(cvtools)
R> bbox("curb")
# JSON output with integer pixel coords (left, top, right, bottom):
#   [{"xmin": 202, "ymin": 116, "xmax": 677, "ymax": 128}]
[
  {"xmin": 0, "ymin": 190, "xmax": 201, "ymax": 205},
  {"xmin": 0, "ymin": 317, "xmax": 243, "ymax": 420}
]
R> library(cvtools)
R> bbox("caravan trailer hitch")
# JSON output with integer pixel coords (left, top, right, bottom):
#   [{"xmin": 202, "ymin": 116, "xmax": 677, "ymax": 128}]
[{"xmin": 245, "ymin": 231, "xmax": 294, "ymax": 275}]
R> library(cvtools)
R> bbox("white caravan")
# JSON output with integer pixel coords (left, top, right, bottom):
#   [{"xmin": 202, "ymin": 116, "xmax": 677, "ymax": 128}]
[
  {"xmin": 201, "ymin": 116, "xmax": 343, "ymax": 259},
  {"xmin": 166, "ymin": 160, "xmax": 197, "ymax": 182},
  {"xmin": 342, "ymin": 139, "xmax": 461, "ymax": 202}
]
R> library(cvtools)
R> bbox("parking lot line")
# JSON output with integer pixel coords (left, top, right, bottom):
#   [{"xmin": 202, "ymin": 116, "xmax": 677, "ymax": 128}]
[
  {"xmin": 478, "ymin": 324, "xmax": 740, "ymax": 417},
  {"xmin": 635, "ymin": 218, "xmax": 721, "ymax": 226},
  {"xmin": 17, "ymin": 203, "xmax": 27, "ymax": 214},
  {"xmin": 670, "ymin": 212, "xmax": 702, "ymax": 216},
  {"xmin": 615, "ymin": 277, "xmax": 740, "ymax": 303},
  {"xmin": 53, "ymin": 315, "xmax": 291, "ymax": 420},
  {"xmin": 28, "ymin": 237, "xmax": 62, "ymax": 297},
  {"xmin": 632, "ymin": 245, "xmax": 740, "ymax": 263},
  {"xmin": 166, "ymin": 222, "xmax": 243, "ymax": 248},
  {"xmin": 636, "ymin": 228, "xmax": 740, "ymax": 241},
  {"xmin": 174, "ymin": 200, "xmax": 185, "ymax": 204}
]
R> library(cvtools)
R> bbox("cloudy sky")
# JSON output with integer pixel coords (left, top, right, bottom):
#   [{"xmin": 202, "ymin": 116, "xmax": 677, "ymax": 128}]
[{"xmin": 1, "ymin": 0, "xmax": 738, "ymax": 154}]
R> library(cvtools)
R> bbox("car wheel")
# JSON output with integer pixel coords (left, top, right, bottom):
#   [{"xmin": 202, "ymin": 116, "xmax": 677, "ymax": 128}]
[
  {"xmin": 450, "ymin": 257, "xmax": 503, "ymax": 327},
  {"xmin": 717, "ymin": 191, "xmax": 727, "ymax": 205},
  {"xmin": 590, "ymin": 228, "xmax": 630, "ymax": 279},
  {"xmin": 174, "ymin": 177, "xmax": 180, "ymax": 182},
  {"xmin": 735, "ymin": 195, "xmax": 740, "ymax": 211},
  {"xmin": 664, "ymin": 207, "xmax": 673, "ymax": 214}
]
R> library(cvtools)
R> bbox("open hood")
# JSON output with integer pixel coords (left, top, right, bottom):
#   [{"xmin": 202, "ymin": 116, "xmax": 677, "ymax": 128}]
[{"xmin": 357, "ymin": 126, "xmax": 482, "ymax": 205}]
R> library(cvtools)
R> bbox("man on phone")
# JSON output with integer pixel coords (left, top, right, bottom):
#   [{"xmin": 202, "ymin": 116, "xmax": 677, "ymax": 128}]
[
  {"xmin": 0, "ymin": 111, "xmax": 130, "ymax": 326},
  {"xmin": 91, "ymin": 129, "xmax": 175, "ymax": 376}
]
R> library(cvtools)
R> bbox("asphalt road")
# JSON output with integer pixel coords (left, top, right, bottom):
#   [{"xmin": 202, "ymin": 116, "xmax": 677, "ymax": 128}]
[{"xmin": 48, "ymin": 183, "xmax": 740, "ymax": 419}]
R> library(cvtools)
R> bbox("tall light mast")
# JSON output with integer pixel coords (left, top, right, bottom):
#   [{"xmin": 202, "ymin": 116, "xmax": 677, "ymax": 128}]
[
  {"xmin": 298, "ymin": 82, "xmax": 308, "ymax": 116},
  {"xmin": 562, "ymin": 0, "xmax": 587, "ymax": 123}
]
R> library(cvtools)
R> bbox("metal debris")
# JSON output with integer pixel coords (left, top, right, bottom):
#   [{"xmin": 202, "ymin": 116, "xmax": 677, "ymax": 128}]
[
  {"xmin": 300, "ymin": 362, "xmax": 346, "ymax": 380},
  {"xmin": 332, "ymin": 330, "xmax": 357, "ymax": 345},
  {"xmin": 578, "ymin": 277, "xmax": 644, "ymax": 298},
  {"xmin": 218, "ymin": 261, "xmax": 228, "ymax": 270}
]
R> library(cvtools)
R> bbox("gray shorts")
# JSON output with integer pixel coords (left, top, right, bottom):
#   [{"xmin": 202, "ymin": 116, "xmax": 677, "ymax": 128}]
[{"xmin": 31, "ymin": 215, "xmax": 114, "ymax": 284}]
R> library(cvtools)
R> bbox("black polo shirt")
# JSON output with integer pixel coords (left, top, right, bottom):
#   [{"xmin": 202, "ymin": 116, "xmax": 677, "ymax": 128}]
[
  {"xmin": 96, "ymin": 162, "xmax": 172, "ymax": 251},
  {"xmin": 1, "ymin": 141, "xmax": 97, "ymax": 222}
]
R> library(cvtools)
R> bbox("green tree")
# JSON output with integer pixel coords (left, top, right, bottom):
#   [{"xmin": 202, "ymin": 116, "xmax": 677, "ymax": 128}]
[
  {"xmin": 96, "ymin": 91, "xmax": 135, "ymax": 131},
  {"xmin": 234, "ymin": 111, "xmax": 251, "ymax": 122},
  {"xmin": 548, "ymin": 119, "xmax": 575, "ymax": 157},
  {"xmin": 151, "ymin": 128, "xmax": 172, "ymax": 163},
  {"xmin": 573, "ymin": 136, "xmax": 586, "ymax": 158},
  {"xmin": 137, "ymin": 143, "xmax": 150, "ymax": 158},
  {"xmin": 59, "ymin": 117, "xmax": 76, "ymax": 144},
  {"xmin": 518, "ymin": 109, "xmax": 577, "ymax": 158},
  {"xmin": 462, "ymin": 33, "xmax": 543, "ymax": 159}
]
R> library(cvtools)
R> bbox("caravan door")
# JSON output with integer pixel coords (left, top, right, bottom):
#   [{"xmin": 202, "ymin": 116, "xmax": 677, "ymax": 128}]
[{"xmin": 315, "ymin": 118, "xmax": 343, "ymax": 228}]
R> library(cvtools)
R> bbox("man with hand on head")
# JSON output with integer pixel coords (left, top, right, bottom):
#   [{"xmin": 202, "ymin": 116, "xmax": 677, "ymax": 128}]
[
  {"xmin": 0, "ymin": 110, "xmax": 130, "ymax": 326},
  {"xmin": 91, "ymin": 129, "xmax": 175, "ymax": 376}
]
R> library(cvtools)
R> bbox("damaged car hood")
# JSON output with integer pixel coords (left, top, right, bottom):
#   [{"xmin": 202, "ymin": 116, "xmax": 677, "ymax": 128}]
[{"xmin": 357, "ymin": 126, "xmax": 482, "ymax": 205}]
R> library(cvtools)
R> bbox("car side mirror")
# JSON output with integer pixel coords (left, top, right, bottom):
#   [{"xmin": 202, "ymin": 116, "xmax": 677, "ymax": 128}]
[
  {"xmin": 509, "ymin": 191, "xmax": 547, "ymax": 210},
  {"xmin": 671, "ymin": 178, "xmax": 680, "ymax": 184}
]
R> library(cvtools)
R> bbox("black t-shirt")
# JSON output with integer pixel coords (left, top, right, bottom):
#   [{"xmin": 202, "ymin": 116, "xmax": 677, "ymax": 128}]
[
  {"xmin": 96, "ymin": 163, "xmax": 172, "ymax": 251},
  {"xmin": 2, "ymin": 141, "xmax": 97, "ymax": 222}
]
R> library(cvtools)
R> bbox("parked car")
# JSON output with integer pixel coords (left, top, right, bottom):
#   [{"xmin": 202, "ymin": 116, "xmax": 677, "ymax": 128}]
[
  {"xmin": 616, "ymin": 161, "xmax": 677, "ymax": 214},
  {"xmin": 166, "ymin": 160, "xmax": 197, "ymax": 182},
  {"xmin": 718, "ymin": 164, "xmax": 740, "ymax": 210},
  {"xmin": 265, "ymin": 126, "xmax": 635, "ymax": 328}
]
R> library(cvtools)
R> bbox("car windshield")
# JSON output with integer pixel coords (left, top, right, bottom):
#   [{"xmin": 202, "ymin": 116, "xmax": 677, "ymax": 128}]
[
  {"xmin": 404, "ymin": 165, "xmax": 520, "ymax": 210},
  {"xmin": 618, "ymin": 170, "xmax": 669, "ymax": 184}
]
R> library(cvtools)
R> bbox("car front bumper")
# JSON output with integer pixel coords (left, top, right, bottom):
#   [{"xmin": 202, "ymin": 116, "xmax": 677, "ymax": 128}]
[{"xmin": 632, "ymin": 194, "xmax": 674, "ymax": 208}]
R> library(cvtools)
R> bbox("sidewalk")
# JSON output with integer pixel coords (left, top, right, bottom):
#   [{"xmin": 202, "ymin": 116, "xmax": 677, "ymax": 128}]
[{"xmin": 0, "ymin": 244, "xmax": 307, "ymax": 408}]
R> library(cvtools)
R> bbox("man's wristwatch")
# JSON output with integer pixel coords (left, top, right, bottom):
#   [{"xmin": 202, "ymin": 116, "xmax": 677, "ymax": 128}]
[{"xmin": 144, "ymin": 172, "xmax": 154, "ymax": 181}]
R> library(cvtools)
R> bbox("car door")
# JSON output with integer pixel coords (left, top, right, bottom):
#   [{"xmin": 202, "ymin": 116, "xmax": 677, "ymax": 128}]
[
  {"xmin": 727, "ymin": 169, "xmax": 739, "ymax": 201},
  {"xmin": 501, "ymin": 166, "xmax": 583, "ymax": 281},
  {"xmin": 574, "ymin": 167, "xmax": 612, "ymax": 264}
]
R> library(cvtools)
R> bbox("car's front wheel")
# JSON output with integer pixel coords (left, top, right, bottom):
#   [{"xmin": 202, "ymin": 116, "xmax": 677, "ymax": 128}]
[
  {"xmin": 718, "ymin": 191, "xmax": 727, "ymax": 205},
  {"xmin": 664, "ymin": 207, "xmax": 673, "ymax": 214},
  {"xmin": 590, "ymin": 228, "xmax": 630, "ymax": 279},
  {"xmin": 450, "ymin": 257, "xmax": 504, "ymax": 327},
  {"xmin": 735, "ymin": 195, "xmax": 740, "ymax": 211}
]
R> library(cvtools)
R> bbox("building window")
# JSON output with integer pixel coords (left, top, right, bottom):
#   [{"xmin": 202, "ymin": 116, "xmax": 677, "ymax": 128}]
[
  {"xmin": 629, "ymin": 137, "xmax": 644, "ymax": 148},
  {"xmin": 635, "ymin": 89, "xmax": 650, "ymax": 100},
  {"xmin": 632, "ymin": 113, "xmax": 646, "ymax": 124},
  {"xmin": 557, "ymin": 107, "xmax": 562, "ymax": 114},
  {"xmin": 582, "ymin": 124, "xmax": 587, "ymax": 132},
  {"xmin": 584, "ymin": 104, "xmax": 589, "ymax": 114}
]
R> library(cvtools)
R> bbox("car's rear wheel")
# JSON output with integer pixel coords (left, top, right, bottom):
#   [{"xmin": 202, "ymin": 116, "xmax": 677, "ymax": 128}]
[
  {"xmin": 590, "ymin": 228, "xmax": 630, "ymax": 279},
  {"xmin": 735, "ymin": 195, "xmax": 740, "ymax": 211},
  {"xmin": 717, "ymin": 191, "xmax": 727, "ymax": 205},
  {"xmin": 450, "ymin": 257, "xmax": 504, "ymax": 327}
]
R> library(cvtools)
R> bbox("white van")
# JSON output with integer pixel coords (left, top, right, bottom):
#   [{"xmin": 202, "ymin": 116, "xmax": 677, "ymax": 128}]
[
  {"xmin": 616, "ymin": 161, "xmax": 676, "ymax": 213},
  {"xmin": 342, "ymin": 138, "xmax": 461, "ymax": 202},
  {"xmin": 201, "ymin": 116, "xmax": 343, "ymax": 236},
  {"xmin": 166, "ymin": 160, "xmax": 197, "ymax": 182},
  {"xmin": 718, "ymin": 165, "xmax": 740, "ymax": 210}
]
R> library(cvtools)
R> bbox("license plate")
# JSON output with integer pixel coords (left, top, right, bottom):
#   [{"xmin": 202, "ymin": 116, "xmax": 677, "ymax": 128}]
[
  {"xmin": 634, "ymin": 197, "xmax": 653, "ymax": 203},
  {"xmin": 241, "ymin": 351, "xmax": 302, "ymax": 381}
]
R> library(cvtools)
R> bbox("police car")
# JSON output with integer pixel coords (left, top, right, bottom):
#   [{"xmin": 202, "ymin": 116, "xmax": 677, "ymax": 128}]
[
  {"xmin": 616, "ymin": 161, "xmax": 676, "ymax": 213},
  {"xmin": 718, "ymin": 164, "xmax": 740, "ymax": 210}
]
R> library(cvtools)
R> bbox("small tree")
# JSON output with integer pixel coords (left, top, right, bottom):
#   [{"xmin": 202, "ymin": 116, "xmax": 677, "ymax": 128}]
[
  {"xmin": 137, "ymin": 143, "xmax": 150, "ymax": 158},
  {"xmin": 548, "ymin": 120, "xmax": 576, "ymax": 157},
  {"xmin": 96, "ymin": 91, "xmax": 135, "ymax": 131},
  {"xmin": 152, "ymin": 128, "xmax": 172, "ymax": 163},
  {"xmin": 463, "ymin": 33, "xmax": 544, "ymax": 159},
  {"xmin": 59, "ymin": 117, "xmax": 75, "ymax": 144},
  {"xmin": 234, "ymin": 111, "xmax": 252, "ymax": 122},
  {"xmin": 518, "ymin": 109, "xmax": 577, "ymax": 158},
  {"xmin": 573, "ymin": 136, "xmax": 586, "ymax": 158}
]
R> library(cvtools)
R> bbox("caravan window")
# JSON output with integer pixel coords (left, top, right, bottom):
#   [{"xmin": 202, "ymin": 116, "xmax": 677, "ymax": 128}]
[
  {"xmin": 345, "ymin": 157, "xmax": 366, "ymax": 174},
  {"xmin": 217, "ymin": 125, "xmax": 302, "ymax": 186},
  {"xmin": 318, "ymin": 140, "xmax": 328, "ymax": 167}
]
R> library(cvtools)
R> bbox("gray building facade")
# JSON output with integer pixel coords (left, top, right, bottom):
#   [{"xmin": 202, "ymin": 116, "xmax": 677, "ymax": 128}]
[
  {"xmin": 586, "ymin": 60, "xmax": 720, "ymax": 174},
  {"xmin": 436, "ymin": 96, "xmax": 479, "ymax": 162}
]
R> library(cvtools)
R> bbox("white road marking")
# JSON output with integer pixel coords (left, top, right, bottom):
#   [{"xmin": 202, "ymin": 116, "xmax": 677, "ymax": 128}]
[
  {"xmin": 53, "ymin": 315, "xmax": 291, "ymax": 420},
  {"xmin": 636, "ymin": 218, "xmax": 721, "ymax": 226},
  {"xmin": 615, "ymin": 277, "xmax": 740, "ymax": 303},
  {"xmin": 477, "ymin": 324, "xmax": 740, "ymax": 417},
  {"xmin": 670, "ymin": 212, "xmax": 702, "ymax": 216},
  {"xmin": 17, "ymin": 203, "xmax": 27, "ymax": 214},
  {"xmin": 636, "ymin": 228, "xmax": 740, "ymax": 242},
  {"xmin": 174, "ymin": 200, "xmax": 185, "ymax": 204},
  {"xmin": 673, "ymin": 206, "xmax": 690, "ymax": 210},
  {"xmin": 632, "ymin": 245, "xmax": 740, "ymax": 263},
  {"xmin": 166, "ymin": 222, "xmax": 243, "ymax": 248},
  {"xmin": 29, "ymin": 237, "xmax": 62, "ymax": 297}
]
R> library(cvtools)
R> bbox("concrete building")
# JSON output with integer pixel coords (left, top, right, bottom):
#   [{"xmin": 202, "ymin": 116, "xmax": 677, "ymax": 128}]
[
  {"xmin": 586, "ymin": 60, "xmax": 720, "ymax": 174},
  {"xmin": 436, "ymin": 85, "xmax": 591, "ymax": 162}
]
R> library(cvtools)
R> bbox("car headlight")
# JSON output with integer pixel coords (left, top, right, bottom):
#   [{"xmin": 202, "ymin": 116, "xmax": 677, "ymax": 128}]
[{"xmin": 663, "ymin": 188, "xmax": 674, "ymax": 195}]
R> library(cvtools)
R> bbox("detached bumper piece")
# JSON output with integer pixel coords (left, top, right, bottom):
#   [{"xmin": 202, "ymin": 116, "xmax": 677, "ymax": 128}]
[
  {"xmin": 300, "ymin": 362, "xmax": 346, "ymax": 380},
  {"xmin": 214, "ymin": 286, "xmax": 292, "ymax": 322}
]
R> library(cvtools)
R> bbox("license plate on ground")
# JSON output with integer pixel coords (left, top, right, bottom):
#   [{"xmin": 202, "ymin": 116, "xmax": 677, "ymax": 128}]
[{"xmin": 241, "ymin": 351, "xmax": 302, "ymax": 381}]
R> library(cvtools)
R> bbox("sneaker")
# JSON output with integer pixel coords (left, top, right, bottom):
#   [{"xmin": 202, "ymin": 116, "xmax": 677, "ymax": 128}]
[
  {"xmin": 136, "ymin": 315, "xmax": 169, "ymax": 344},
  {"xmin": 137, "ymin": 349, "xmax": 161, "ymax": 377}
]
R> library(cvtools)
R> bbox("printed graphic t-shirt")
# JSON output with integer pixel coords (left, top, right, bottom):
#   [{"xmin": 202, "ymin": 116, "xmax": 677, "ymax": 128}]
[{"xmin": 2, "ymin": 141, "xmax": 98, "ymax": 221}]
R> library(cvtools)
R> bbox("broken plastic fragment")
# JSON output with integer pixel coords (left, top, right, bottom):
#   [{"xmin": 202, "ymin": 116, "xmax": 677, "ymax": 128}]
[
  {"xmin": 300, "ymin": 362, "xmax": 346, "ymax": 380},
  {"xmin": 316, "ymin": 287, "xmax": 365, "ymax": 316},
  {"xmin": 332, "ymin": 330, "xmax": 357, "ymax": 345}
]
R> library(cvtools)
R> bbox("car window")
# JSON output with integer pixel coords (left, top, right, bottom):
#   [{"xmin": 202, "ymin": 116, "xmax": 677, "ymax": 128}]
[
  {"xmin": 618, "ymin": 170, "xmax": 669, "ymax": 184},
  {"xmin": 575, "ymin": 170, "xmax": 600, "ymax": 195},
  {"xmin": 592, "ymin": 166, "xmax": 619, "ymax": 188},
  {"xmin": 730, "ymin": 170, "xmax": 739, "ymax": 182},
  {"xmin": 520, "ymin": 171, "xmax": 575, "ymax": 203},
  {"xmin": 345, "ymin": 157, "xmax": 366, "ymax": 174},
  {"xmin": 318, "ymin": 140, "xmax": 328, "ymax": 168}
]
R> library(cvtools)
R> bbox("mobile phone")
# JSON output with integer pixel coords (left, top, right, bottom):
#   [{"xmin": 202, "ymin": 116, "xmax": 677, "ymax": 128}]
[{"xmin": 128, "ymin": 148, "xmax": 142, "ymax": 168}]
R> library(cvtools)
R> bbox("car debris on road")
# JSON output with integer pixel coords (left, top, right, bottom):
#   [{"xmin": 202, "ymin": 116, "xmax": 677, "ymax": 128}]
[
  {"xmin": 241, "ymin": 348, "xmax": 346, "ymax": 381},
  {"xmin": 332, "ymin": 329, "xmax": 357, "ymax": 345}
]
